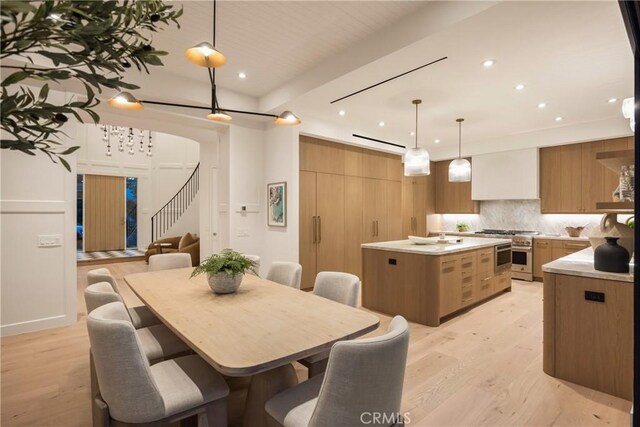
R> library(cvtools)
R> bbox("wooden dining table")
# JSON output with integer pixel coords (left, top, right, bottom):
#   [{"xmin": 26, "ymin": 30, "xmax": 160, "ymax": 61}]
[{"xmin": 124, "ymin": 268, "xmax": 380, "ymax": 427}]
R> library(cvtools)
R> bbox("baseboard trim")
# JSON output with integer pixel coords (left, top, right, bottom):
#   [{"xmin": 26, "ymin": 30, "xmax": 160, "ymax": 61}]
[{"xmin": 1, "ymin": 314, "xmax": 76, "ymax": 337}]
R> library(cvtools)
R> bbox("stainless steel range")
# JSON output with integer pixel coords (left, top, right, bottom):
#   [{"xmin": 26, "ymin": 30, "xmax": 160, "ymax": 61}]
[{"xmin": 475, "ymin": 229, "xmax": 539, "ymax": 281}]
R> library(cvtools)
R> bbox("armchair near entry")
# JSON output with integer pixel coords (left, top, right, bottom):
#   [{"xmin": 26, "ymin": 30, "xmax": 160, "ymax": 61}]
[{"xmin": 145, "ymin": 233, "xmax": 200, "ymax": 266}]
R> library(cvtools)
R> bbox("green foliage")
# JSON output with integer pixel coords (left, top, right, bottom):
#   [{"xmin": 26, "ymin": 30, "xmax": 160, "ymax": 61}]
[
  {"xmin": 191, "ymin": 250, "xmax": 258, "ymax": 279},
  {"xmin": 456, "ymin": 222, "xmax": 470, "ymax": 230},
  {"xmin": 1, "ymin": 0, "xmax": 182, "ymax": 170}
]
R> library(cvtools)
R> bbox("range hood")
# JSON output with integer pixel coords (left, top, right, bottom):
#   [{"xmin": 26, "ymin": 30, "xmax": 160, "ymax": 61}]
[{"xmin": 471, "ymin": 148, "xmax": 539, "ymax": 200}]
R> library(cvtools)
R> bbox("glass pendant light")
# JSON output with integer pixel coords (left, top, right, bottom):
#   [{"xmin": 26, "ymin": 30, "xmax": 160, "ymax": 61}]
[
  {"xmin": 622, "ymin": 97, "xmax": 635, "ymax": 131},
  {"xmin": 107, "ymin": 91, "xmax": 144, "ymax": 111},
  {"xmin": 404, "ymin": 99, "xmax": 430, "ymax": 176},
  {"xmin": 185, "ymin": 0, "xmax": 226, "ymax": 67},
  {"xmin": 274, "ymin": 110, "xmax": 301, "ymax": 126},
  {"xmin": 448, "ymin": 118, "xmax": 471, "ymax": 182}
]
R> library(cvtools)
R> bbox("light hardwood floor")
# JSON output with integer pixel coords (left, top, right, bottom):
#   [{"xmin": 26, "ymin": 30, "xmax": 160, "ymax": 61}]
[{"xmin": 1, "ymin": 261, "xmax": 632, "ymax": 426}]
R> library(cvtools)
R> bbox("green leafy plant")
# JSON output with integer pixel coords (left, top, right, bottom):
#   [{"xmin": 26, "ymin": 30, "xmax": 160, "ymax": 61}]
[
  {"xmin": 1, "ymin": 0, "xmax": 182, "ymax": 170},
  {"xmin": 456, "ymin": 222, "xmax": 470, "ymax": 231},
  {"xmin": 191, "ymin": 250, "xmax": 258, "ymax": 279}
]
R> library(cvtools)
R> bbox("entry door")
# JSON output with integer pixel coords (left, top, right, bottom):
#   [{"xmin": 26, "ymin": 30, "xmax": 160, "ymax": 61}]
[{"xmin": 85, "ymin": 175, "xmax": 125, "ymax": 252}]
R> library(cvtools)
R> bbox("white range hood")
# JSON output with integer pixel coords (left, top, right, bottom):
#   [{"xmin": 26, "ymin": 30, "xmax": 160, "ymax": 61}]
[{"xmin": 471, "ymin": 148, "xmax": 539, "ymax": 200}]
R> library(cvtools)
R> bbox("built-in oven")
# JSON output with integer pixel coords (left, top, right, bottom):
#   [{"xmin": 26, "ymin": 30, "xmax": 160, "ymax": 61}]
[{"xmin": 494, "ymin": 243, "xmax": 512, "ymax": 274}]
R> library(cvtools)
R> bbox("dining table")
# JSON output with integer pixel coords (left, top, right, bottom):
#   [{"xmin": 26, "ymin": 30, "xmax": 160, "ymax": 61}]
[{"xmin": 124, "ymin": 267, "xmax": 380, "ymax": 427}]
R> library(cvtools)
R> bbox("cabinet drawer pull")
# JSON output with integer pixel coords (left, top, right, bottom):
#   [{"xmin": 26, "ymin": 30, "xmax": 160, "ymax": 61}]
[
  {"xmin": 536, "ymin": 242, "xmax": 549, "ymax": 247},
  {"xmin": 564, "ymin": 243, "xmax": 588, "ymax": 249}
]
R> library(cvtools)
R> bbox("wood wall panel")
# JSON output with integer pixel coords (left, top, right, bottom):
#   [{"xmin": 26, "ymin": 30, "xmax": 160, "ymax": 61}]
[{"xmin": 84, "ymin": 174, "xmax": 125, "ymax": 252}]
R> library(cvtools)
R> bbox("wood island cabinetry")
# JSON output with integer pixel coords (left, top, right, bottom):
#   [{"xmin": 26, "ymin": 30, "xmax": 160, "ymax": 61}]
[
  {"xmin": 362, "ymin": 239, "xmax": 512, "ymax": 326},
  {"xmin": 543, "ymin": 250, "xmax": 633, "ymax": 400}
]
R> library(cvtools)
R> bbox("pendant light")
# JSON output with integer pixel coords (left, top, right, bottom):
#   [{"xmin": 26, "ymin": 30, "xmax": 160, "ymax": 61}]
[
  {"xmin": 448, "ymin": 118, "xmax": 471, "ymax": 182},
  {"xmin": 107, "ymin": 91, "xmax": 144, "ymax": 111},
  {"xmin": 184, "ymin": 0, "xmax": 226, "ymax": 68},
  {"xmin": 274, "ymin": 110, "xmax": 301, "ymax": 126},
  {"xmin": 107, "ymin": 0, "xmax": 300, "ymax": 125},
  {"xmin": 404, "ymin": 99, "xmax": 430, "ymax": 176}
]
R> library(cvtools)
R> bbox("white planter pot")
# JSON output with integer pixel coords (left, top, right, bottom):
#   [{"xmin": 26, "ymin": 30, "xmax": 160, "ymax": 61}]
[{"xmin": 207, "ymin": 272, "xmax": 243, "ymax": 294}]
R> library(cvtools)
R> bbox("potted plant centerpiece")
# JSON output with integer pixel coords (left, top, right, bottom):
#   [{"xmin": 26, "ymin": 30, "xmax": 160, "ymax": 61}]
[{"xmin": 191, "ymin": 249, "xmax": 257, "ymax": 294}]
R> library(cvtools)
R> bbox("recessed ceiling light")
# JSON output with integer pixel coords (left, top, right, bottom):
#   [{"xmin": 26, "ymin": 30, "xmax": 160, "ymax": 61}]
[
  {"xmin": 482, "ymin": 59, "xmax": 495, "ymax": 68},
  {"xmin": 238, "ymin": 72, "xmax": 247, "ymax": 79},
  {"xmin": 434, "ymin": 139, "xmax": 440, "ymax": 143},
  {"xmin": 555, "ymin": 116, "xmax": 563, "ymax": 122},
  {"xmin": 608, "ymin": 98, "xmax": 618, "ymax": 103},
  {"xmin": 514, "ymin": 83, "xmax": 525, "ymax": 91},
  {"xmin": 537, "ymin": 102, "xmax": 547, "ymax": 109},
  {"xmin": 378, "ymin": 121, "xmax": 385, "ymax": 127},
  {"xmin": 338, "ymin": 110, "xmax": 346, "ymax": 116},
  {"xmin": 409, "ymin": 131, "xmax": 415, "ymax": 136}
]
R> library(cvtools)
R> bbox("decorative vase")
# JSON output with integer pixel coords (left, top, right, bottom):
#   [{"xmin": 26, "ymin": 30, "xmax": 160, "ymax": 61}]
[
  {"xmin": 565, "ymin": 226, "xmax": 585, "ymax": 237},
  {"xmin": 588, "ymin": 213, "xmax": 634, "ymax": 256},
  {"xmin": 207, "ymin": 272, "xmax": 243, "ymax": 294},
  {"xmin": 594, "ymin": 237, "xmax": 630, "ymax": 273}
]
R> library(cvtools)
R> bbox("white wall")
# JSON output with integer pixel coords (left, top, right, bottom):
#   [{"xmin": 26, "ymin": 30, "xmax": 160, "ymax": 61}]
[
  {"xmin": 76, "ymin": 124, "xmax": 200, "ymax": 249},
  {"xmin": 225, "ymin": 126, "xmax": 267, "ymax": 274},
  {"xmin": 1, "ymin": 91, "xmax": 77, "ymax": 336}
]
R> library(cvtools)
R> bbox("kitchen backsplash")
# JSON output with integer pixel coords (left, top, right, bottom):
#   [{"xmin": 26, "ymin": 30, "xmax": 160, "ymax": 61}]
[{"xmin": 436, "ymin": 200, "xmax": 633, "ymax": 237}]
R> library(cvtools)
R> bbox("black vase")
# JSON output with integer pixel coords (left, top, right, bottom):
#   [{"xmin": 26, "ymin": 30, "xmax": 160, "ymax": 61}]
[{"xmin": 594, "ymin": 237, "xmax": 630, "ymax": 273}]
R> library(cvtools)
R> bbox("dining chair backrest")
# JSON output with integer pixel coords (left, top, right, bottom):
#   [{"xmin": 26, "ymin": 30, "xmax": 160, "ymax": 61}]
[
  {"xmin": 309, "ymin": 316, "xmax": 410, "ymax": 427},
  {"xmin": 148, "ymin": 253, "xmax": 192, "ymax": 271},
  {"xmin": 87, "ymin": 268, "xmax": 121, "ymax": 294},
  {"xmin": 87, "ymin": 302, "xmax": 165, "ymax": 423},
  {"xmin": 84, "ymin": 282, "xmax": 123, "ymax": 314},
  {"xmin": 312, "ymin": 272, "xmax": 360, "ymax": 307},
  {"xmin": 242, "ymin": 254, "xmax": 261, "ymax": 276},
  {"xmin": 266, "ymin": 262, "xmax": 302, "ymax": 289}
]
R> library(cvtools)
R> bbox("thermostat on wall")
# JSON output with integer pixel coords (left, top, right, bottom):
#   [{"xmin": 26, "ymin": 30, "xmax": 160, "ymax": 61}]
[{"xmin": 234, "ymin": 203, "xmax": 259, "ymax": 213}]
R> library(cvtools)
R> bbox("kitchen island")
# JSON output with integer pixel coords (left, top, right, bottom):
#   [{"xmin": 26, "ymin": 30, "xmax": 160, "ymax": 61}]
[
  {"xmin": 542, "ymin": 248, "xmax": 633, "ymax": 400},
  {"xmin": 361, "ymin": 237, "xmax": 512, "ymax": 326}
]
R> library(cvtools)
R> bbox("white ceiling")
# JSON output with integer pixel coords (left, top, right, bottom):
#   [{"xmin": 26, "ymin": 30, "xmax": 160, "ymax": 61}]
[
  {"xmin": 124, "ymin": 0, "xmax": 633, "ymax": 156},
  {"xmin": 286, "ymin": 1, "xmax": 633, "ymax": 155},
  {"xmin": 150, "ymin": 1, "xmax": 426, "ymax": 97}
]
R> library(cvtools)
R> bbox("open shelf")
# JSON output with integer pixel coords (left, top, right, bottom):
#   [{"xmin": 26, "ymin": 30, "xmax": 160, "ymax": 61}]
[
  {"xmin": 596, "ymin": 149, "xmax": 634, "ymax": 173},
  {"xmin": 595, "ymin": 201, "xmax": 634, "ymax": 213}
]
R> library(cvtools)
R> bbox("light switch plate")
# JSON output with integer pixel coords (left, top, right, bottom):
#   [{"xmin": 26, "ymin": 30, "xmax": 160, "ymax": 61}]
[
  {"xmin": 237, "ymin": 228, "xmax": 250, "ymax": 237},
  {"xmin": 38, "ymin": 234, "xmax": 62, "ymax": 248}
]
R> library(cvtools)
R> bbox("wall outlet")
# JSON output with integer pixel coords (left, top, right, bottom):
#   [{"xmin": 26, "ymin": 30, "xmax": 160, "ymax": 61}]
[{"xmin": 38, "ymin": 234, "xmax": 62, "ymax": 248}]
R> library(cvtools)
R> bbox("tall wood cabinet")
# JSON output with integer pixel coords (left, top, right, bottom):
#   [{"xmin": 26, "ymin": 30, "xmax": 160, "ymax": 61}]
[
  {"xmin": 299, "ymin": 170, "xmax": 346, "ymax": 290},
  {"xmin": 300, "ymin": 136, "xmax": 424, "ymax": 288},
  {"xmin": 540, "ymin": 137, "xmax": 634, "ymax": 213},
  {"xmin": 433, "ymin": 159, "xmax": 480, "ymax": 213}
]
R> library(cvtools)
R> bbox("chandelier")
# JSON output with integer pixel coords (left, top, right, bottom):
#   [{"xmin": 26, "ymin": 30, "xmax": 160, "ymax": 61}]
[{"xmin": 100, "ymin": 125, "xmax": 153, "ymax": 157}]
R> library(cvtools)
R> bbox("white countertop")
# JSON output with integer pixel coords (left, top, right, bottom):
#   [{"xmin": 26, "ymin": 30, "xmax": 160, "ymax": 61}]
[
  {"xmin": 431, "ymin": 231, "xmax": 589, "ymax": 241},
  {"xmin": 361, "ymin": 237, "xmax": 512, "ymax": 255},
  {"xmin": 542, "ymin": 248, "xmax": 633, "ymax": 283}
]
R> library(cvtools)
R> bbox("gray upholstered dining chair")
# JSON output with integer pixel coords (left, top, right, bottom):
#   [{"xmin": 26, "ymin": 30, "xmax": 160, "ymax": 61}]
[
  {"xmin": 84, "ymin": 282, "xmax": 190, "ymax": 363},
  {"xmin": 301, "ymin": 272, "xmax": 362, "ymax": 377},
  {"xmin": 86, "ymin": 267, "xmax": 160, "ymax": 329},
  {"xmin": 266, "ymin": 315, "xmax": 410, "ymax": 427},
  {"xmin": 87, "ymin": 302, "xmax": 229, "ymax": 427},
  {"xmin": 312, "ymin": 272, "xmax": 360, "ymax": 307},
  {"xmin": 266, "ymin": 262, "xmax": 302, "ymax": 289},
  {"xmin": 242, "ymin": 254, "xmax": 261, "ymax": 276},
  {"xmin": 148, "ymin": 253, "xmax": 192, "ymax": 271}
]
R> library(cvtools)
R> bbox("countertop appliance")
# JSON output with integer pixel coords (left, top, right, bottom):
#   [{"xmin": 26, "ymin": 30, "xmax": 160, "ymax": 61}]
[{"xmin": 475, "ymin": 229, "xmax": 538, "ymax": 281}]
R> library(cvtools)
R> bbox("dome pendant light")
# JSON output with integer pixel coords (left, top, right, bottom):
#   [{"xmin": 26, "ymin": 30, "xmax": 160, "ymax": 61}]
[
  {"xmin": 448, "ymin": 118, "xmax": 471, "ymax": 182},
  {"xmin": 185, "ymin": 0, "xmax": 226, "ymax": 67},
  {"xmin": 107, "ymin": 91, "xmax": 144, "ymax": 111},
  {"xmin": 404, "ymin": 99, "xmax": 430, "ymax": 176},
  {"xmin": 274, "ymin": 110, "xmax": 301, "ymax": 126}
]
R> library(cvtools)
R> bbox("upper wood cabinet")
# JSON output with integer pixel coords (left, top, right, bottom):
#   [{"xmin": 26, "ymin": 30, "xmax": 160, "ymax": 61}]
[
  {"xmin": 540, "ymin": 137, "xmax": 633, "ymax": 213},
  {"xmin": 434, "ymin": 159, "xmax": 479, "ymax": 214},
  {"xmin": 300, "ymin": 136, "xmax": 345, "ymax": 174}
]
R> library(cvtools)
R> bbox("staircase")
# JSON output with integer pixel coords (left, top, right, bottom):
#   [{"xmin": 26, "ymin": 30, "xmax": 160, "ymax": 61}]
[{"xmin": 151, "ymin": 163, "xmax": 200, "ymax": 242}]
